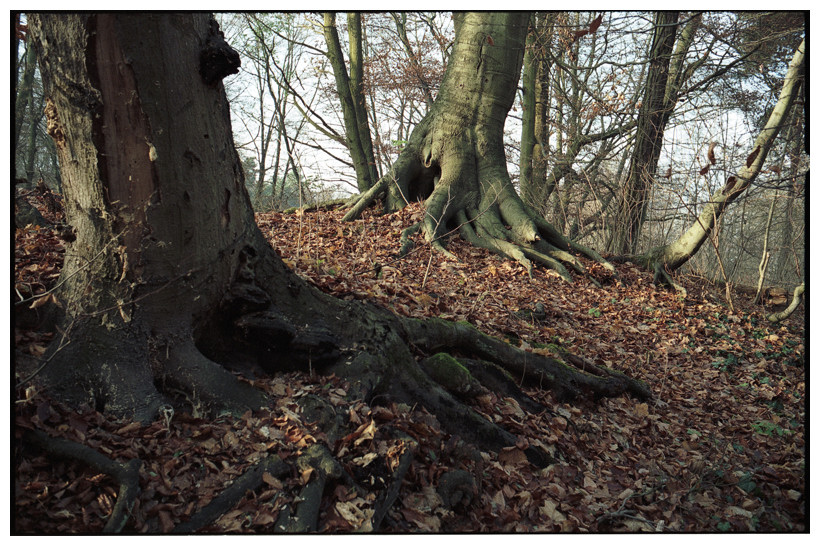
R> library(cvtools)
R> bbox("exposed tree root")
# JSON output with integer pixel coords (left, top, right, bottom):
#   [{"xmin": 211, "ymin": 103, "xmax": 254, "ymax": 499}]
[
  {"xmin": 370, "ymin": 432, "xmax": 417, "ymax": 531},
  {"xmin": 25, "ymin": 236, "xmax": 653, "ymax": 534},
  {"xmin": 401, "ymin": 317, "xmax": 652, "ymax": 402},
  {"xmin": 342, "ymin": 136, "xmax": 615, "ymax": 283},
  {"xmin": 173, "ymin": 455, "xmax": 290, "ymax": 533},
  {"xmin": 212, "ymin": 246, "xmax": 651, "ymax": 466},
  {"xmin": 767, "ymin": 283, "xmax": 804, "ymax": 323},
  {"xmin": 23, "ymin": 429, "xmax": 142, "ymax": 533},
  {"xmin": 163, "ymin": 343, "xmax": 269, "ymax": 414},
  {"xmin": 275, "ymin": 444, "xmax": 343, "ymax": 532},
  {"xmin": 611, "ymin": 254, "xmax": 688, "ymax": 297}
]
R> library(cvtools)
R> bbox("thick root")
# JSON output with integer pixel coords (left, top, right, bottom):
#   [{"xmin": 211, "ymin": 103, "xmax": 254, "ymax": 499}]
[
  {"xmin": 163, "ymin": 343, "xmax": 269, "ymax": 414},
  {"xmin": 173, "ymin": 455, "xmax": 289, "ymax": 533},
  {"xmin": 401, "ymin": 317, "xmax": 652, "ymax": 402},
  {"xmin": 24, "ymin": 429, "xmax": 142, "ymax": 533}
]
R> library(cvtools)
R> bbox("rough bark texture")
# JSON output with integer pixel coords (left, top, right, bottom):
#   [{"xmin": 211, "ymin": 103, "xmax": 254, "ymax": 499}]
[
  {"xmin": 30, "ymin": 13, "xmax": 267, "ymax": 419},
  {"xmin": 344, "ymin": 12, "xmax": 613, "ymax": 281},
  {"xmin": 28, "ymin": 13, "xmax": 648, "ymax": 470}
]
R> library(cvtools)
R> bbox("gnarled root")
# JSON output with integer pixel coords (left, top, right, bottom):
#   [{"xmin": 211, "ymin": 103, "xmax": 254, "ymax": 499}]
[{"xmin": 343, "ymin": 127, "xmax": 615, "ymax": 283}]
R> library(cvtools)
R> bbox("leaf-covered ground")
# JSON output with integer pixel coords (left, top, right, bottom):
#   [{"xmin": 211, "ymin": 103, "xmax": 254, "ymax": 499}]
[{"xmin": 14, "ymin": 196, "xmax": 806, "ymax": 533}]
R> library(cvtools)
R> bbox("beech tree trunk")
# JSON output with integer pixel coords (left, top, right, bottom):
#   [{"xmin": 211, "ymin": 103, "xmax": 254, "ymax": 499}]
[
  {"xmin": 28, "ymin": 14, "xmax": 648, "ymax": 459},
  {"xmin": 323, "ymin": 12, "xmax": 378, "ymax": 192},
  {"xmin": 345, "ymin": 12, "xmax": 613, "ymax": 281},
  {"xmin": 29, "ymin": 13, "xmax": 269, "ymax": 419}
]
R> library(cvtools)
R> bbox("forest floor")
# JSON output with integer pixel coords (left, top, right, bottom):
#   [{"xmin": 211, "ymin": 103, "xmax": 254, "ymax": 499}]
[{"xmin": 13, "ymin": 193, "xmax": 806, "ymax": 533}]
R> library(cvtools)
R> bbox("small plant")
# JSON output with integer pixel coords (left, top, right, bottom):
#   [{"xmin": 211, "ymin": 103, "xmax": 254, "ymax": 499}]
[
  {"xmin": 752, "ymin": 420, "xmax": 790, "ymax": 437},
  {"xmin": 711, "ymin": 354, "xmax": 738, "ymax": 372},
  {"xmin": 686, "ymin": 427, "xmax": 702, "ymax": 439},
  {"xmin": 588, "ymin": 307, "xmax": 602, "ymax": 318}
]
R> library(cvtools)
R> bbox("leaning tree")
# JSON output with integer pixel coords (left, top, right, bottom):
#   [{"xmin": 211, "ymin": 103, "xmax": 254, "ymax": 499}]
[
  {"xmin": 343, "ymin": 12, "xmax": 613, "ymax": 282},
  {"xmin": 633, "ymin": 37, "xmax": 805, "ymax": 293},
  {"xmin": 25, "ymin": 13, "xmax": 649, "ymax": 470}
]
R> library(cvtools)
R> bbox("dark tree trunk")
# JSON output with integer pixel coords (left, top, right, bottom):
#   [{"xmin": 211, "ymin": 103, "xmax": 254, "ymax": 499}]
[
  {"xmin": 30, "ymin": 13, "xmax": 267, "ymax": 419},
  {"xmin": 322, "ymin": 12, "xmax": 378, "ymax": 193},
  {"xmin": 345, "ymin": 12, "xmax": 613, "ymax": 281},
  {"xmin": 15, "ymin": 40, "xmax": 38, "ymax": 164},
  {"xmin": 610, "ymin": 12, "xmax": 679, "ymax": 255},
  {"xmin": 28, "ymin": 14, "xmax": 648, "ymax": 463}
]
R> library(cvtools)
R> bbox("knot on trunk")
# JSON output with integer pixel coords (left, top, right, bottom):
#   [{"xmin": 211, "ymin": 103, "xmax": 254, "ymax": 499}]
[{"xmin": 199, "ymin": 18, "xmax": 240, "ymax": 86}]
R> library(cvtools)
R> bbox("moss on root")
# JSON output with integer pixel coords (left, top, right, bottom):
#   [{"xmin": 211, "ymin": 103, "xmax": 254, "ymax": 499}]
[{"xmin": 419, "ymin": 353, "xmax": 483, "ymax": 398}]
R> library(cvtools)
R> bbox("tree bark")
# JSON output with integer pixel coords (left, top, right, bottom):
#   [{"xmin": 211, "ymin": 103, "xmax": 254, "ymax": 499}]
[
  {"xmin": 28, "ymin": 13, "xmax": 647, "ymax": 464},
  {"xmin": 30, "ymin": 13, "xmax": 267, "ymax": 419},
  {"xmin": 323, "ymin": 12, "xmax": 377, "ymax": 193},
  {"xmin": 519, "ymin": 17, "xmax": 537, "ymax": 205},
  {"xmin": 15, "ymin": 40, "xmax": 38, "ymax": 165},
  {"xmin": 347, "ymin": 13, "xmax": 381, "ymax": 184},
  {"xmin": 345, "ymin": 12, "xmax": 613, "ymax": 281},
  {"xmin": 610, "ymin": 11, "xmax": 680, "ymax": 255}
]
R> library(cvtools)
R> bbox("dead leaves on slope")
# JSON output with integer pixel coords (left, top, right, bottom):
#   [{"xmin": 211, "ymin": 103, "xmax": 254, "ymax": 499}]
[{"xmin": 14, "ymin": 201, "xmax": 805, "ymax": 532}]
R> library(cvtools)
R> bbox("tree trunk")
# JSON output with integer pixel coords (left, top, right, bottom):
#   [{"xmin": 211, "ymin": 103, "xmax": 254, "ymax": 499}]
[
  {"xmin": 519, "ymin": 18, "xmax": 537, "ymax": 205},
  {"xmin": 637, "ymin": 38, "xmax": 804, "ymax": 289},
  {"xmin": 15, "ymin": 40, "xmax": 38, "ymax": 166},
  {"xmin": 322, "ymin": 12, "xmax": 377, "ymax": 193},
  {"xmin": 25, "ymin": 99, "xmax": 43, "ymax": 184},
  {"xmin": 610, "ymin": 11, "xmax": 680, "ymax": 255},
  {"xmin": 345, "ymin": 12, "xmax": 613, "ymax": 281},
  {"xmin": 752, "ymin": 195, "xmax": 776, "ymax": 305},
  {"xmin": 346, "ymin": 13, "xmax": 380, "ymax": 184},
  {"xmin": 28, "ymin": 13, "xmax": 647, "ymax": 462},
  {"xmin": 30, "ymin": 13, "xmax": 267, "ymax": 419}
]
